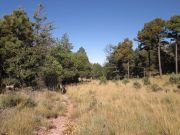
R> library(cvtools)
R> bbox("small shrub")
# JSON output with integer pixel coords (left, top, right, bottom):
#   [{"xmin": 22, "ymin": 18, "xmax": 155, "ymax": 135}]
[
  {"xmin": 99, "ymin": 76, "xmax": 107, "ymax": 84},
  {"xmin": 177, "ymin": 84, "xmax": 180, "ymax": 89},
  {"xmin": 89, "ymin": 96, "xmax": 97, "ymax": 110},
  {"xmin": 143, "ymin": 77, "xmax": 151, "ymax": 85},
  {"xmin": 45, "ymin": 111, "xmax": 58, "ymax": 119},
  {"xmin": 122, "ymin": 78, "xmax": 129, "ymax": 85},
  {"xmin": 22, "ymin": 97, "xmax": 37, "ymax": 108},
  {"xmin": 112, "ymin": 80, "xmax": 119, "ymax": 86},
  {"xmin": 169, "ymin": 73, "xmax": 180, "ymax": 84},
  {"xmin": 1, "ymin": 94, "xmax": 23, "ymax": 108},
  {"xmin": 0, "ymin": 88, "xmax": 5, "ymax": 94},
  {"xmin": 173, "ymin": 89, "xmax": 180, "ymax": 93},
  {"xmin": 161, "ymin": 96, "xmax": 172, "ymax": 104},
  {"xmin": 2, "ymin": 78, "xmax": 21, "ymax": 88},
  {"xmin": 151, "ymin": 84, "xmax": 163, "ymax": 92},
  {"xmin": 133, "ymin": 81, "xmax": 141, "ymax": 89}
]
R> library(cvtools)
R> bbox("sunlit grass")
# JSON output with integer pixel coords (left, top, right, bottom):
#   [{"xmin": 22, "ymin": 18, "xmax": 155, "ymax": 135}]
[
  {"xmin": 68, "ymin": 76, "xmax": 180, "ymax": 135},
  {"xmin": 0, "ymin": 90, "xmax": 65, "ymax": 135}
]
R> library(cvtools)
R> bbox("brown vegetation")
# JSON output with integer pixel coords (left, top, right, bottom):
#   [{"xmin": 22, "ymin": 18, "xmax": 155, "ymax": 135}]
[{"xmin": 67, "ymin": 76, "xmax": 180, "ymax": 135}]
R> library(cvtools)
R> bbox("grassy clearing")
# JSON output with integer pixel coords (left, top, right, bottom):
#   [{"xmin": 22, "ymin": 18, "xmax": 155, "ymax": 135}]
[
  {"xmin": 0, "ymin": 90, "xmax": 66, "ymax": 135},
  {"xmin": 68, "ymin": 76, "xmax": 180, "ymax": 135}
]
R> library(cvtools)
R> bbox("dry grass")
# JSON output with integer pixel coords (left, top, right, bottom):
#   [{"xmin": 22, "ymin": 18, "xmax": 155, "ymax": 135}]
[
  {"xmin": 0, "ymin": 90, "xmax": 65, "ymax": 135},
  {"xmin": 67, "ymin": 76, "xmax": 180, "ymax": 135}
]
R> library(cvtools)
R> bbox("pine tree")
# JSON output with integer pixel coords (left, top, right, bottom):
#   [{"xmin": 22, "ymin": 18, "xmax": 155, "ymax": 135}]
[
  {"xmin": 138, "ymin": 18, "xmax": 165, "ymax": 76},
  {"xmin": 166, "ymin": 15, "xmax": 180, "ymax": 74}
]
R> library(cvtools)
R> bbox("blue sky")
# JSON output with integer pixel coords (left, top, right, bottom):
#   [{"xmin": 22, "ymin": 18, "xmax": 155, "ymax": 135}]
[{"xmin": 1, "ymin": 0, "xmax": 180, "ymax": 64}]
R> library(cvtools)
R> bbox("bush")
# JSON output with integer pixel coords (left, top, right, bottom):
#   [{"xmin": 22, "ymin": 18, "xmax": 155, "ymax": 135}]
[
  {"xmin": 22, "ymin": 97, "xmax": 37, "ymax": 108},
  {"xmin": 2, "ymin": 78, "xmax": 21, "ymax": 88},
  {"xmin": 143, "ymin": 77, "xmax": 151, "ymax": 85},
  {"xmin": 169, "ymin": 73, "xmax": 180, "ymax": 84},
  {"xmin": 1, "ymin": 94, "xmax": 23, "ymax": 108},
  {"xmin": 133, "ymin": 81, "xmax": 141, "ymax": 89},
  {"xmin": 122, "ymin": 78, "xmax": 129, "ymax": 85},
  {"xmin": 151, "ymin": 84, "xmax": 163, "ymax": 92},
  {"xmin": 99, "ymin": 76, "xmax": 107, "ymax": 84},
  {"xmin": 0, "ymin": 88, "xmax": 5, "ymax": 94},
  {"xmin": 177, "ymin": 84, "xmax": 180, "ymax": 89}
]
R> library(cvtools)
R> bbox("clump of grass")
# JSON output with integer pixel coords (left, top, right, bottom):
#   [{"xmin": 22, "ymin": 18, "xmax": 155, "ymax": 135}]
[
  {"xmin": 176, "ymin": 82, "xmax": 180, "ymax": 89},
  {"xmin": 161, "ymin": 96, "xmax": 173, "ymax": 104},
  {"xmin": 0, "ymin": 94, "xmax": 23, "ymax": 108},
  {"xmin": 133, "ymin": 81, "xmax": 141, "ymax": 89},
  {"xmin": 22, "ymin": 97, "xmax": 37, "ymax": 108},
  {"xmin": 169, "ymin": 73, "xmax": 180, "ymax": 84},
  {"xmin": 89, "ymin": 96, "xmax": 98, "ymax": 110},
  {"xmin": 122, "ymin": 78, "xmax": 129, "ymax": 85},
  {"xmin": 99, "ymin": 76, "xmax": 107, "ymax": 84},
  {"xmin": 151, "ymin": 84, "xmax": 163, "ymax": 92},
  {"xmin": 143, "ymin": 77, "xmax": 151, "ymax": 85}
]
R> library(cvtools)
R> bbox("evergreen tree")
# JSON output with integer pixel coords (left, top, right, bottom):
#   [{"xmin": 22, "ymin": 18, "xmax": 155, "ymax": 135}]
[
  {"xmin": 138, "ymin": 18, "xmax": 165, "ymax": 76},
  {"xmin": 105, "ymin": 39, "xmax": 133, "ymax": 79},
  {"xmin": 91, "ymin": 63, "xmax": 104, "ymax": 79},
  {"xmin": 60, "ymin": 33, "xmax": 73, "ymax": 51},
  {"xmin": 74, "ymin": 47, "xmax": 91, "ymax": 78},
  {"xmin": 166, "ymin": 15, "xmax": 180, "ymax": 74},
  {"xmin": 0, "ymin": 9, "xmax": 36, "ymax": 86}
]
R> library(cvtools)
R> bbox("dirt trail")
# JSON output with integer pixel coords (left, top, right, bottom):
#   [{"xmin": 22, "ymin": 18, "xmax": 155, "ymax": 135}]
[{"xmin": 38, "ymin": 95, "xmax": 74, "ymax": 135}]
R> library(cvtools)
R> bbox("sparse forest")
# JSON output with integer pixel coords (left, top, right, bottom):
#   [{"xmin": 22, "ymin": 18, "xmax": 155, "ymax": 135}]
[
  {"xmin": 105, "ymin": 17, "xmax": 180, "ymax": 79},
  {"xmin": 0, "ymin": 3, "xmax": 180, "ymax": 135},
  {"xmin": 0, "ymin": 5, "xmax": 180, "ymax": 90}
]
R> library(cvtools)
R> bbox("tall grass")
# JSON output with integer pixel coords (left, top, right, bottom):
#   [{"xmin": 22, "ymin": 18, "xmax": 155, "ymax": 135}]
[
  {"xmin": 0, "ymin": 90, "xmax": 65, "ymax": 135},
  {"xmin": 68, "ymin": 76, "xmax": 180, "ymax": 135}
]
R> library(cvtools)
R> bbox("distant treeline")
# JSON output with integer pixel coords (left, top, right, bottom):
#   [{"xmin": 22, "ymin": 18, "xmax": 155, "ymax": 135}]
[
  {"xmin": 105, "ymin": 17, "xmax": 180, "ymax": 79},
  {"xmin": 0, "ymin": 4, "xmax": 180, "ymax": 89}
]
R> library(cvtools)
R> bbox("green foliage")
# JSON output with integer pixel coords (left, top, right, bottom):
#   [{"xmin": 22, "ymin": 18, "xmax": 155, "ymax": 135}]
[
  {"xmin": 59, "ymin": 33, "xmax": 73, "ymax": 51},
  {"xmin": 22, "ymin": 97, "xmax": 37, "ymax": 108},
  {"xmin": 166, "ymin": 15, "xmax": 180, "ymax": 33},
  {"xmin": 43, "ymin": 55, "xmax": 63, "ymax": 89},
  {"xmin": 137, "ymin": 18, "xmax": 165, "ymax": 76},
  {"xmin": 91, "ymin": 63, "xmax": 104, "ymax": 79},
  {"xmin": 99, "ymin": 76, "xmax": 107, "ymax": 84},
  {"xmin": 143, "ymin": 77, "xmax": 151, "ymax": 85},
  {"xmin": 169, "ymin": 73, "xmax": 180, "ymax": 84},
  {"xmin": 151, "ymin": 84, "xmax": 163, "ymax": 92},
  {"xmin": 0, "ymin": 5, "xmax": 179, "ymax": 89},
  {"xmin": 133, "ymin": 81, "xmax": 142, "ymax": 89},
  {"xmin": 2, "ymin": 78, "xmax": 20, "ymax": 86},
  {"xmin": 73, "ymin": 47, "xmax": 91, "ymax": 78},
  {"xmin": 122, "ymin": 78, "xmax": 129, "ymax": 85},
  {"xmin": 0, "ymin": 9, "xmax": 46, "ymax": 87},
  {"xmin": 106, "ymin": 38, "xmax": 133, "ymax": 79}
]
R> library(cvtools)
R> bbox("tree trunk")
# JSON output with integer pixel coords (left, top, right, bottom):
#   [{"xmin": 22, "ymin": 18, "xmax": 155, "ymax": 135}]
[
  {"xmin": 148, "ymin": 50, "xmax": 151, "ymax": 77},
  {"xmin": 158, "ymin": 43, "xmax": 162, "ymax": 76},
  {"xmin": 175, "ymin": 42, "xmax": 178, "ymax": 74},
  {"xmin": 127, "ymin": 60, "xmax": 130, "ymax": 79},
  {"xmin": 143, "ymin": 68, "xmax": 146, "ymax": 78}
]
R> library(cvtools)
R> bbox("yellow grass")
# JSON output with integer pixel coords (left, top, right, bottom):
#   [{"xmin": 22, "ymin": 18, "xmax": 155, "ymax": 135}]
[
  {"xmin": 0, "ymin": 90, "xmax": 65, "ymax": 135},
  {"xmin": 68, "ymin": 76, "xmax": 180, "ymax": 135}
]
